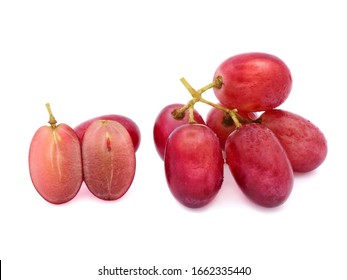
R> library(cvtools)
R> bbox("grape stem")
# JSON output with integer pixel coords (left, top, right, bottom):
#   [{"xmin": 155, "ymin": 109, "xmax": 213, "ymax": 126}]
[
  {"xmin": 174, "ymin": 77, "xmax": 242, "ymax": 128},
  {"xmin": 188, "ymin": 106, "xmax": 195, "ymax": 124},
  {"xmin": 45, "ymin": 103, "xmax": 57, "ymax": 128}
]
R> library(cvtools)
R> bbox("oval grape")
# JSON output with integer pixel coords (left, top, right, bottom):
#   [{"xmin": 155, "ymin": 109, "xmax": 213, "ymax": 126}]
[
  {"xmin": 164, "ymin": 124, "xmax": 224, "ymax": 208},
  {"xmin": 225, "ymin": 123, "xmax": 293, "ymax": 208},
  {"xmin": 82, "ymin": 120, "xmax": 136, "ymax": 200},
  {"xmin": 74, "ymin": 114, "xmax": 141, "ymax": 152},
  {"xmin": 259, "ymin": 109, "xmax": 327, "ymax": 172},
  {"xmin": 153, "ymin": 103, "xmax": 205, "ymax": 160},
  {"xmin": 29, "ymin": 124, "xmax": 83, "ymax": 204},
  {"xmin": 213, "ymin": 52, "xmax": 292, "ymax": 112}
]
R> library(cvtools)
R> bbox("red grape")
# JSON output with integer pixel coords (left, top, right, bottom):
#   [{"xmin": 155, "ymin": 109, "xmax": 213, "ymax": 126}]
[
  {"xmin": 153, "ymin": 103, "xmax": 205, "ymax": 159},
  {"xmin": 225, "ymin": 123, "xmax": 293, "ymax": 207},
  {"xmin": 259, "ymin": 109, "xmax": 327, "ymax": 172},
  {"xmin": 206, "ymin": 105, "xmax": 257, "ymax": 149},
  {"xmin": 74, "ymin": 114, "xmax": 141, "ymax": 152},
  {"xmin": 29, "ymin": 123, "xmax": 83, "ymax": 204},
  {"xmin": 213, "ymin": 52, "xmax": 292, "ymax": 112},
  {"xmin": 82, "ymin": 120, "xmax": 136, "ymax": 200},
  {"xmin": 164, "ymin": 124, "xmax": 224, "ymax": 208}
]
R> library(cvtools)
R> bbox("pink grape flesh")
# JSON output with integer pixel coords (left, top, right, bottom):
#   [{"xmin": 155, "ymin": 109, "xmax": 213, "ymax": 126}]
[
  {"xmin": 74, "ymin": 114, "xmax": 141, "ymax": 151},
  {"xmin": 29, "ymin": 124, "xmax": 83, "ymax": 204},
  {"xmin": 82, "ymin": 120, "xmax": 136, "ymax": 201}
]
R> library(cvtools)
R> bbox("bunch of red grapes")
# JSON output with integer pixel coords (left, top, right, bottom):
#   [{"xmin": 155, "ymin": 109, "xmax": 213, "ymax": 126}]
[{"xmin": 154, "ymin": 52, "xmax": 327, "ymax": 209}]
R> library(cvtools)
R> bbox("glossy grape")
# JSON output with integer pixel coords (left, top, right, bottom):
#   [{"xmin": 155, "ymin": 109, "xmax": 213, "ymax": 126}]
[
  {"xmin": 75, "ymin": 114, "xmax": 141, "ymax": 152},
  {"xmin": 164, "ymin": 124, "xmax": 224, "ymax": 208},
  {"xmin": 259, "ymin": 109, "xmax": 327, "ymax": 172},
  {"xmin": 153, "ymin": 103, "xmax": 205, "ymax": 159},
  {"xmin": 225, "ymin": 123, "xmax": 293, "ymax": 208},
  {"xmin": 29, "ymin": 123, "xmax": 83, "ymax": 204},
  {"xmin": 82, "ymin": 120, "xmax": 136, "ymax": 200},
  {"xmin": 213, "ymin": 52, "xmax": 292, "ymax": 112},
  {"xmin": 206, "ymin": 105, "xmax": 257, "ymax": 149}
]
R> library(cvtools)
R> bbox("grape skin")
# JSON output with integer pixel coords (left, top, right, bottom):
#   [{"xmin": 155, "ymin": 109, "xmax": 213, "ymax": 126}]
[
  {"xmin": 259, "ymin": 109, "xmax": 327, "ymax": 172},
  {"xmin": 213, "ymin": 52, "xmax": 292, "ymax": 112},
  {"xmin": 153, "ymin": 103, "xmax": 205, "ymax": 160},
  {"xmin": 164, "ymin": 124, "xmax": 224, "ymax": 208},
  {"xmin": 225, "ymin": 123, "xmax": 293, "ymax": 208}
]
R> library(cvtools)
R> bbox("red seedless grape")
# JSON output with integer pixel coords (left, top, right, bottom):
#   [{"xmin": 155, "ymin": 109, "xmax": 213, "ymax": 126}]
[
  {"xmin": 82, "ymin": 120, "xmax": 136, "ymax": 200},
  {"xmin": 153, "ymin": 103, "xmax": 205, "ymax": 159},
  {"xmin": 29, "ymin": 123, "xmax": 83, "ymax": 204},
  {"xmin": 74, "ymin": 114, "xmax": 141, "ymax": 152},
  {"xmin": 164, "ymin": 124, "xmax": 224, "ymax": 208},
  {"xmin": 213, "ymin": 52, "xmax": 292, "ymax": 112},
  {"xmin": 206, "ymin": 104, "xmax": 257, "ymax": 149},
  {"xmin": 225, "ymin": 123, "xmax": 293, "ymax": 208},
  {"xmin": 259, "ymin": 109, "xmax": 327, "ymax": 172}
]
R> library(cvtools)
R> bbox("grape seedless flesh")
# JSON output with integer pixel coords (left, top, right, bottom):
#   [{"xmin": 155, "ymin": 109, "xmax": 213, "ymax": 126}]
[
  {"xmin": 74, "ymin": 114, "xmax": 141, "ymax": 152},
  {"xmin": 29, "ymin": 104, "xmax": 83, "ymax": 204},
  {"xmin": 82, "ymin": 120, "xmax": 136, "ymax": 201},
  {"xmin": 28, "ymin": 104, "xmax": 140, "ymax": 204},
  {"xmin": 153, "ymin": 52, "xmax": 327, "ymax": 209}
]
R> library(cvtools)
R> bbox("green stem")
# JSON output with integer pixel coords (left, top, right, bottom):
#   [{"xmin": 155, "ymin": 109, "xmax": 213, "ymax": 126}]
[
  {"xmin": 45, "ymin": 103, "xmax": 57, "ymax": 128},
  {"xmin": 188, "ymin": 106, "xmax": 196, "ymax": 124},
  {"xmin": 229, "ymin": 110, "xmax": 242, "ymax": 128},
  {"xmin": 198, "ymin": 77, "xmax": 223, "ymax": 93},
  {"xmin": 180, "ymin": 77, "xmax": 200, "ymax": 98},
  {"xmin": 199, "ymin": 97, "xmax": 242, "ymax": 128},
  {"xmin": 173, "ymin": 76, "xmax": 245, "ymax": 128},
  {"xmin": 171, "ymin": 99, "xmax": 199, "ymax": 120},
  {"xmin": 174, "ymin": 77, "xmax": 224, "ymax": 121},
  {"xmin": 199, "ymin": 97, "xmax": 229, "ymax": 112}
]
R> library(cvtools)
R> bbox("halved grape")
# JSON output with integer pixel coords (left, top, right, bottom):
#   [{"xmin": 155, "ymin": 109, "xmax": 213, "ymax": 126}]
[
  {"xmin": 82, "ymin": 120, "xmax": 136, "ymax": 201},
  {"xmin": 29, "ymin": 123, "xmax": 83, "ymax": 204},
  {"xmin": 75, "ymin": 114, "xmax": 141, "ymax": 152}
]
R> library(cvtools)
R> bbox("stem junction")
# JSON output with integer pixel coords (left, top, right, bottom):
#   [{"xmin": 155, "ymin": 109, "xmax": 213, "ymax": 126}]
[{"xmin": 173, "ymin": 77, "xmax": 244, "ymax": 128}]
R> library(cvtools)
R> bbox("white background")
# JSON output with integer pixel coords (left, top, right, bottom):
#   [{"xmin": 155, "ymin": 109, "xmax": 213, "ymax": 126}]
[{"xmin": 1, "ymin": 0, "xmax": 346, "ymax": 279}]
